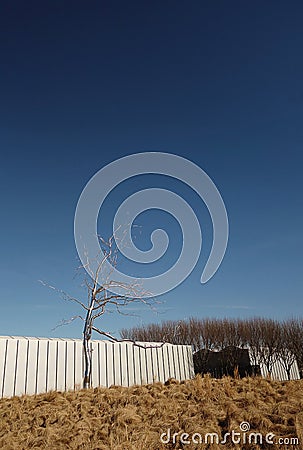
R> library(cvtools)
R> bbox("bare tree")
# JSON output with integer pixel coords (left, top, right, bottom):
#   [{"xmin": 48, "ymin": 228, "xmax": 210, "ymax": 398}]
[
  {"xmin": 277, "ymin": 320, "xmax": 297, "ymax": 380},
  {"xmin": 189, "ymin": 318, "xmax": 219, "ymax": 375},
  {"xmin": 283, "ymin": 318, "xmax": 303, "ymax": 379},
  {"xmin": 215, "ymin": 319, "xmax": 244, "ymax": 376},
  {"xmin": 241, "ymin": 317, "xmax": 263, "ymax": 374},
  {"xmin": 41, "ymin": 235, "xmax": 162, "ymax": 389},
  {"xmin": 258, "ymin": 318, "xmax": 281, "ymax": 377}
]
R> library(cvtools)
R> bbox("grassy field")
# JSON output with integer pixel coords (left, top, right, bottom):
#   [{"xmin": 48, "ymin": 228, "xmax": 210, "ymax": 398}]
[{"xmin": 0, "ymin": 375, "xmax": 302, "ymax": 449}]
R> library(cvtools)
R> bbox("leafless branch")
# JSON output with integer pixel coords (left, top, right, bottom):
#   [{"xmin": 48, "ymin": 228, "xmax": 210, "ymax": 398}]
[{"xmin": 41, "ymin": 231, "xmax": 161, "ymax": 388}]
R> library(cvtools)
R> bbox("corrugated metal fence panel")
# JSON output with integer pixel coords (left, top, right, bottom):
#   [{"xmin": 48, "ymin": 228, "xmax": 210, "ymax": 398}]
[
  {"xmin": 0, "ymin": 338, "xmax": 7, "ymax": 396},
  {"xmin": 46, "ymin": 339, "xmax": 57, "ymax": 392},
  {"xmin": 0, "ymin": 336, "xmax": 84, "ymax": 398},
  {"xmin": 2, "ymin": 338, "xmax": 17, "ymax": 398},
  {"xmin": 259, "ymin": 357, "xmax": 300, "ymax": 381},
  {"xmin": 15, "ymin": 338, "xmax": 28, "ymax": 396},
  {"xmin": 90, "ymin": 341, "xmax": 194, "ymax": 387},
  {"xmin": 288, "ymin": 359, "xmax": 300, "ymax": 380},
  {"xmin": 0, "ymin": 336, "xmax": 194, "ymax": 398},
  {"xmin": 247, "ymin": 348, "xmax": 300, "ymax": 381}
]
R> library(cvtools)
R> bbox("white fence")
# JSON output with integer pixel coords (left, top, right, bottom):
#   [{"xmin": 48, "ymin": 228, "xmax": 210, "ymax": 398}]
[
  {"xmin": 249, "ymin": 350, "xmax": 300, "ymax": 381},
  {"xmin": 193, "ymin": 346, "xmax": 300, "ymax": 381},
  {"xmin": 0, "ymin": 336, "xmax": 194, "ymax": 398}
]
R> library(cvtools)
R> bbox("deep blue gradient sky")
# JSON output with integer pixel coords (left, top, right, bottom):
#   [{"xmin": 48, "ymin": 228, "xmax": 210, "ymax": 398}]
[{"xmin": 0, "ymin": 1, "xmax": 302, "ymax": 339}]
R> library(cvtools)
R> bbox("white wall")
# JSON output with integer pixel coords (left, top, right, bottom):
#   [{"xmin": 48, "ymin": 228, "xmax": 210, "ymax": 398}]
[
  {"xmin": 258, "ymin": 356, "xmax": 300, "ymax": 381},
  {"xmin": 248, "ymin": 348, "xmax": 300, "ymax": 381},
  {"xmin": 0, "ymin": 336, "xmax": 194, "ymax": 398}
]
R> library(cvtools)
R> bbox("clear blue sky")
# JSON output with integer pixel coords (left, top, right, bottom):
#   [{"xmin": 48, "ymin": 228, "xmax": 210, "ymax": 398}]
[{"xmin": 0, "ymin": 1, "xmax": 302, "ymax": 339}]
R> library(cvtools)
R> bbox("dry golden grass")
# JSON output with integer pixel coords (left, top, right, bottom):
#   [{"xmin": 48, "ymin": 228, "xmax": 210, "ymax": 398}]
[{"xmin": 0, "ymin": 375, "xmax": 302, "ymax": 449}]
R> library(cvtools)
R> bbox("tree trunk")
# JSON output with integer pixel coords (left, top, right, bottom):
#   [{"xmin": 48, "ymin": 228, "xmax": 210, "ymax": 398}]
[
  {"xmin": 83, "ymin": 335, "xmax": 91, "ymax": 389},
  {"xmin": 83, "ymin": 305, "xmax": 93, "ymax": 389}
]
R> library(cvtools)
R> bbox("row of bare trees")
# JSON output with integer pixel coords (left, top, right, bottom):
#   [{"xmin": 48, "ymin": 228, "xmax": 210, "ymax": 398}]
[{"xmin": 121, "ymin": 317, "xmax": 303, "ymax": 379}]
